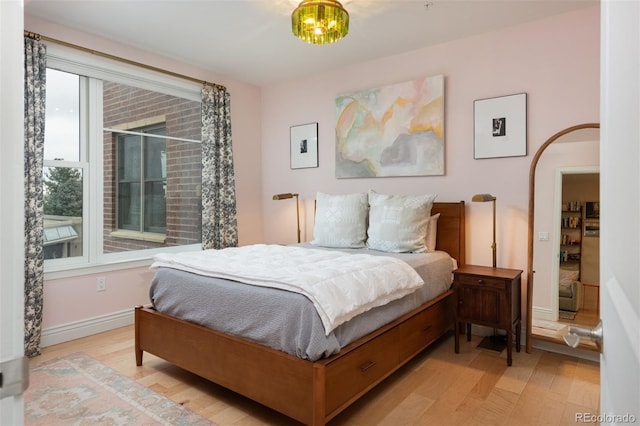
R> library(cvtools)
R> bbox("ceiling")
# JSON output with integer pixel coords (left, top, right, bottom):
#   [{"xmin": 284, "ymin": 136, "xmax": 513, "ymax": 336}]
[{"xmin": 24, "ymin": 0, "xmax": 597, "ymax": 87}]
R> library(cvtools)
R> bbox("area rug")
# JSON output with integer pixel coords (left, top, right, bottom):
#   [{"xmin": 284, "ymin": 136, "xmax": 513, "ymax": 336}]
[
  {"xmin": 559, "ymin": 310, "xmax": 577, "ymax": 320},
  {"xmin": 25, "ymin": 352, "xmax": 214, "ymax": 426}
]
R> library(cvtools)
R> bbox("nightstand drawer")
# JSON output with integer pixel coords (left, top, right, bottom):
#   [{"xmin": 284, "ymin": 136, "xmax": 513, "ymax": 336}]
[{"xmin": 455, "ymin": 274, "xmax": 505, "ymax": 290}]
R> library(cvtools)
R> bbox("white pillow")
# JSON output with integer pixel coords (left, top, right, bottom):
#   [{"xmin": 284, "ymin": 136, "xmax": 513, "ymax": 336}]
[
  {"xmin": 425, "ymin": 213, "xmax": 440, "ymax": 252},
  {"xmin": 311, "ymin": 192, "xmax": 368, "ymax": 248},
  {"xmin": 366, "ymin": 190, "xmax": 437, "ymax": 253}
]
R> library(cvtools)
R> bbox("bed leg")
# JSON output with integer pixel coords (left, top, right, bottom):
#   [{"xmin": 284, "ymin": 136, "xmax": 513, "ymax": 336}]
[
  {"xmin": 312, "ymin": 364, "xmax": 326, "ymax": 426},
  {"xmin": 134, "ymin": 305, "xmax": 143, "ymax": 366}
]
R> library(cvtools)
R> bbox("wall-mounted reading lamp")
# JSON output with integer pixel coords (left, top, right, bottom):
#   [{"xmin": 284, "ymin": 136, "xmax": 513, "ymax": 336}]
[
  {"xmin": 272, "ymin": 193, "xmax": 301, "ymax": 243},
  {"xmin": 472, "ymin": 193, "xmax": 497, "ymax": 268}
]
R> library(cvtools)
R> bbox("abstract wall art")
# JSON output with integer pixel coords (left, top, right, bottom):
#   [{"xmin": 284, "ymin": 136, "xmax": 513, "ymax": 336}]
[{"xmin": 335, "ymin": 75, "xmax": 445, "ymax": 178}]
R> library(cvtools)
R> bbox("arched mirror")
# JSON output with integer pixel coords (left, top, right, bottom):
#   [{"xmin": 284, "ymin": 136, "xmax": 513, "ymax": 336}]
[{"xmin": 526, "ymin": 123, "xmax": 600, "ymax": 352}]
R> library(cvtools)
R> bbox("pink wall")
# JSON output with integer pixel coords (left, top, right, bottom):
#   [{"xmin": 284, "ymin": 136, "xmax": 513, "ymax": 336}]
[
  {"xmin": 261, "ymin": 7, "xmax": 600, "ymax": 285},
  {"xmin": 43, "ymin": 267, "xmax": 153, "ymax": 326}
]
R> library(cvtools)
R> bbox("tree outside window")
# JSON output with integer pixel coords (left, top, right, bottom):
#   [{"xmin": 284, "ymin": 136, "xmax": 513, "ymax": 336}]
[{"xmin": 44, "ymin": 167, "xmax": 83, "ymax": 217}]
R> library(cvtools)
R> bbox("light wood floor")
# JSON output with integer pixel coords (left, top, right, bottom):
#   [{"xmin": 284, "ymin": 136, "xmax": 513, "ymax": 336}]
[{"xmin": 31, "ymin": 326, "xmax": 600, "ymax": 426}]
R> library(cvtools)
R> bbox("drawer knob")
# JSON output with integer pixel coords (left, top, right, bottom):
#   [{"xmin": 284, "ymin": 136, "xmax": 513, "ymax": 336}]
[
  {"xmin": 422, "ymin": 325, "xmax": 433, "ymax": 333},
  {"xmin": 477, "ymin": 279, "xmax": 485, "ymax": 284},
  {"xmin": 360, "ymin": 360, "xmax": 377, "ymax": 372}
]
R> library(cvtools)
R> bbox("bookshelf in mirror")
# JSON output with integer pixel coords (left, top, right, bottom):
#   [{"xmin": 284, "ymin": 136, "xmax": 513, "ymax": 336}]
[{"xmin": 560, "ymin": 202, "xmax": 582, "ymax": 276}]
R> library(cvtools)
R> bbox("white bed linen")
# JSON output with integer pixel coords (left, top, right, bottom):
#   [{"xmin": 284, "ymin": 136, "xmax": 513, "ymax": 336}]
[{"xmin": 152, "ymin": 244, "xmax": 424, "ymax": 335}]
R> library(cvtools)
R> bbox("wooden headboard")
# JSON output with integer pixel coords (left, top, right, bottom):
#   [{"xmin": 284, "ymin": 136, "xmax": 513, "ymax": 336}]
[{"xmin": 432, "ymin": 201, "xmax": 466, "ymax": 266}]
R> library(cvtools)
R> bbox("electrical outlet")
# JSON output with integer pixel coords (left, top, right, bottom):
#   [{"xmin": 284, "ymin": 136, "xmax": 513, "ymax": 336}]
[{"xmin": 97, "ymin": 277, "xmax": 106, "ymax": 292}]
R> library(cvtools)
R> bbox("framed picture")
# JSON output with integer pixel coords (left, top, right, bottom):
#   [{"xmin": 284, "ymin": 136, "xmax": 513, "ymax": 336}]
[
  {"xmin": 585, "ymin": 201, "xmax": 600, "ymax": 218},
  {"xmin": 290, "ymin": 122, "xmax": 318, "ymax": 169},
  {"xmin": 474, "ymin": 93, "xmax": 527, "ymax": 159},
  {"xmin": 335, "ymin": 74, "xmax": 445, "ymax": 178}
]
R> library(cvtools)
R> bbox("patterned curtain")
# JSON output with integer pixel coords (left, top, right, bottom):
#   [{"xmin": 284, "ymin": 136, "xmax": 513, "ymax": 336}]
[
  {"xmin": 201, "ymin": 85, "xmax": 238, "ymax": 249},
  {"xmin": 24, "ymin": 36, "xmax": 47, "ymax": 358}
]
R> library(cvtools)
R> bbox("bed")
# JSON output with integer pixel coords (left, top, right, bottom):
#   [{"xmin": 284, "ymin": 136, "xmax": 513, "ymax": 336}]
[{"xmin": 135, "ymin": 199, "xmax": 465, "ymax": 426}]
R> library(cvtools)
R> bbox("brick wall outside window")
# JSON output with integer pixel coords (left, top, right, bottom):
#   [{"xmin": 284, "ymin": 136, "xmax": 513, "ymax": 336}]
[{"xmin": 103, "ymin": 82, "xmax": 202, "ymax": 253}]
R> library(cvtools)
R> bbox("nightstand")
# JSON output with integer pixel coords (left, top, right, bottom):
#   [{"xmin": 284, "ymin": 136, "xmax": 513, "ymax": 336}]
[{"xmin": 453, "ymin": 265, "xmax": 522, "ymax": 366}]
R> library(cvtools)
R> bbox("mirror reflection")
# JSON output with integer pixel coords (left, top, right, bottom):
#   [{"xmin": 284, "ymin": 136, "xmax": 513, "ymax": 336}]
[{"xmin": 527, "ymin": 125, "xmax": 600, "ymax": 351}]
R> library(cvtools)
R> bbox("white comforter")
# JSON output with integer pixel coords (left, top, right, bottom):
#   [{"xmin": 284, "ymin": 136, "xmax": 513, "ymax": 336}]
[{"xmin": 151, "ymin": 244, "xmax": 424, "ymax": 335}]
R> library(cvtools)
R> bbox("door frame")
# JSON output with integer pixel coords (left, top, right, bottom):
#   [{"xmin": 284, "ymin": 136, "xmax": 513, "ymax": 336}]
[{"xmin": 0, "ymin": 0, "xmax": 26, "ymax": 423}]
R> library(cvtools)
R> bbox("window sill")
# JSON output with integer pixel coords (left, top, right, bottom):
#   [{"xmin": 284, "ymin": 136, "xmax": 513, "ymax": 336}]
[
  {"xmin": 43, "ymin": 243, "xmax": 202, "ymax": 281},
  {"xmin": 45, "ymin": 257, "xmax": 154, "ymax": 281},
  {"xmin": 110, "ymin": 230, "xmax": 166, "ymax": 244}
]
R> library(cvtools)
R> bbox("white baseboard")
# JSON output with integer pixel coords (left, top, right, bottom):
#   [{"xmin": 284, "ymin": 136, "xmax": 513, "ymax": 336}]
[
  {"xmin": 532, "ymin": 306, "xmax": 557, "ymax": 321},
  {"xmin": 41, "ymin": 308, "xmax": 134, "ymax": 348}
]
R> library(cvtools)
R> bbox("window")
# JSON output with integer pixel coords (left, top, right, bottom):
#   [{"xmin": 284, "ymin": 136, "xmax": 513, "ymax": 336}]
[
  {"xmin": 44, "ymin": 48, "xmax": 203, "ymax": 276},
  {"xmin": 116, "ymin": 125, "xmax": 167, "ymax": 235},
  {"xmin": 43, "ymin": 69, "xmax": 85, "ymax": 262}
]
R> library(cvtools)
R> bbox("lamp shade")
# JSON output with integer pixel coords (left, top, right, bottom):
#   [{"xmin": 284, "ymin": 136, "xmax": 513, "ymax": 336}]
[
  {"xmin": 273, "ymin": 193, "xmax": 297, "ymax": 200},
  {"xmin": 292, "ymin": 0, "xmax": 349, "ymax": 45},
  {"xmin": 472, "ymin": 193, "xmax": 496, "ymax": 202}
]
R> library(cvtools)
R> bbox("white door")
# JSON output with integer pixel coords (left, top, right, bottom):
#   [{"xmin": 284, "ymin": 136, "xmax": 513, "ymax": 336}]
[
  {"xmin": 600, "ymin": 0, "xmax": 640, "ymax": 421},
  {"xmin": 0, "ymin": 1, "xmax": 26, "ymax": 424}
]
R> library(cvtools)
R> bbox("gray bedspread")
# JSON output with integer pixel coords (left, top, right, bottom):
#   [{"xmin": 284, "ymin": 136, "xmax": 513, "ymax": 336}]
[{"xmin": 150, "ymin": 246, "xmax": 455, "ymax": 361}]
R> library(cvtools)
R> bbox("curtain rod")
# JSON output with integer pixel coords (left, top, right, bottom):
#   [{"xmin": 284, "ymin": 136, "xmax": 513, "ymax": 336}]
[{"xmin": 24, "ymin": 31, "xmax": 227, "ymax": 92}]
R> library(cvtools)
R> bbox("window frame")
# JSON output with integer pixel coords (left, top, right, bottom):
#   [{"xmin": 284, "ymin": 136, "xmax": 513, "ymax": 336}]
[
  {"xmin": 45, "ymin": 45, "xmax": 203, "ymax": 280},
  {"xmin": 115, "ymin": 124, "xmax": 168, "ymax": 235}
]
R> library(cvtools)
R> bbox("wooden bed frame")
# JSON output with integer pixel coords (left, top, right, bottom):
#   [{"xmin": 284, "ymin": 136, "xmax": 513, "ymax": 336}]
[{"xmin": 135, "ymin": 201, "xmax": 465, "ymax": 426}]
